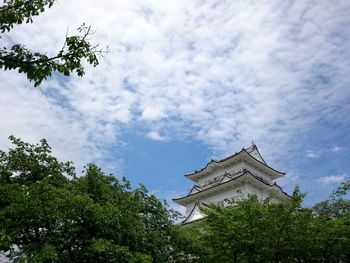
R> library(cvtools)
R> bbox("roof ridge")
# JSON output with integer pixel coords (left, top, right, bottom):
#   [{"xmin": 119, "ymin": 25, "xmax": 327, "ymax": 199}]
[
  {"xmin": 185, "ymin": 149, "xmax": 245, "ymax": 177},
  {"xmin": 185, "ymin": 147, "xmax": 284, "ymax": 178},
  {"xmin": 174, "ymin": 171, "xmax": 290, "ymax": 202}
]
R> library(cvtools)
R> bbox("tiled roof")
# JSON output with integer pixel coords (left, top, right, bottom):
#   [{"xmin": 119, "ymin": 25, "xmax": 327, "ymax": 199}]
[
  {"xmin": 185, "ymin": 145, "xmax": 284, "ymax": 178},
  {"xmin": 173, "ymin": 170, "xmax": 290, "ymax": 203}
]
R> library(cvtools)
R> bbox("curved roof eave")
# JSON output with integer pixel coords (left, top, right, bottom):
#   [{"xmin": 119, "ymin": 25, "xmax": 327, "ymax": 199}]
[
  {"xmin": 184, "ymin": 149, "xmax": 245, "ymax": 178},
  {"xmin": 174, "ymin": 173, "xmax": 233, "ymax": 203},
  {"xmin": 185, "ymin": 148, "xmax": 285, "ymax": 180},
  {"xmin": 272, "ymin": 183, "xmax": 291, "ymax": 198},
  {"xmin": 252, "ymin": 145, "xmax": 267, "ymax": 164},
  {"xmin": 181, "ymin": 201, "xmax": 207, "ymax": 225},
  {"xmin": 181, "ymin": 217, "xmax": 205, "ymax": 226},
  {"xmin": 173, "ymin": 171, "xmax": 290, "ymax": 205},
  {"xmin": 188, "ymin": 185, "xmax": 202, "ymax": 195},
  {"xmin": 244, "ymin": 150, "xmax": 285, "ymax": 177}
]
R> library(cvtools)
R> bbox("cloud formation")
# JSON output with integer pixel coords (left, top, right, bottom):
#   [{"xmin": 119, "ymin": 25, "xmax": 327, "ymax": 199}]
[
  {"xmin": 1, "ymin": 0, "xmax": 349, "ymax": 176},
  {"xmin": 146, "ymin": 131, "xmax": 168, "ymax": 142},
  {"xmin": 318, "ymin": 174, "xmax": 347, "ymax": 185},
  {"xmin": 330, "ymin": 146, "xmax": 346, "ymax": 152},
  {"xmin": 305, "ymin": 150, "xmax": 321, "ymax": 158}
]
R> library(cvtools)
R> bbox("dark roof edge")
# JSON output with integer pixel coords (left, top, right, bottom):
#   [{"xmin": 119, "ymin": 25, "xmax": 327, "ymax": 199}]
[
  {"xmin": 174, "ymin": 171, "xmax": 250, "ymax": 201},
  {"xmin": 244, "ymin": 150, "xmax": 285, "ymax": 176},
  {"xmin": 253, "ymin": 145, "xmax": 267, "ymax": 164},
  {"xmin": 181, "ymin": 217, "xmax": 205, "ymax": 226},
  {"xmin": 181, "ymin": 201, "xmax": 207, "ymax": 225},
  {"xmin": 184, "ymin": 149, "xmax": 245, "ymax": 177},
  {"xmin": 185, "ymin": 146, "xmax": 284, "ymax": 178},
  {"xmin": 173, "ymin": 171, "xmax": 290, "ymax": 202}
]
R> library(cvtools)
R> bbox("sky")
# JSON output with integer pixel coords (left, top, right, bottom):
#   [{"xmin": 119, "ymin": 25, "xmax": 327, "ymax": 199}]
[{"xmin": 1, "ymin": 0, "xmax": 349, "ymax": 212}]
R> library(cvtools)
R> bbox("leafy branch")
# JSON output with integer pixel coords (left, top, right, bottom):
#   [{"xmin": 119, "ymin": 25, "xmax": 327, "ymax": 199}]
[
  {"xmin": 0, "ymin": 0, "xmax": 56, "ymax": 32},
  {"xmin": 0, "ymin": 0, "xmax": 107, "ymax": 86}
]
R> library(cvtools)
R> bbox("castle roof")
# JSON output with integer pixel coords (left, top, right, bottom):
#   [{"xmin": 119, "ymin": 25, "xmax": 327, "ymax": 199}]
[
  {"xmin": 173, "ymin": 170, "xmax": 290, "ymax": 206},
  {"xmin": 181, "ymin": 202, "xmax": 208, "ymax": 225},
  {"xmin": 185, "ymin": 144, "xmax": 285, "ymax": 182}
]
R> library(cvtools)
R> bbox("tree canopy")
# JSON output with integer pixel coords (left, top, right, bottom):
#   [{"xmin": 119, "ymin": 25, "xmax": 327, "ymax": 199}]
[
  {"xmin": 0, "ymin": 136, "xmax": 181, "ymax": 262},
  {"xmin": 0, "ymin": 136, "xmax": 349, "ymax": 262},
  {"xmin": 0, "ymin": 0, "xmax": 105, "ymax": 86},
  {"xmin": 177, "ymin": 187, "xmax": 350, "ymax": 263}
]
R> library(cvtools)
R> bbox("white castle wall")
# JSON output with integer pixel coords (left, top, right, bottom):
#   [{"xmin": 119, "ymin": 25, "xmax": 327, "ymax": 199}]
[{"xmin": 184, "ymin": 182, "xmax": 278, "ymax": 216}]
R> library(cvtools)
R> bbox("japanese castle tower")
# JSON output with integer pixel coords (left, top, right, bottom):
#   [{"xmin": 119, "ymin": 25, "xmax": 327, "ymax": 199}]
[{"xmin": 173, "ymin": 144, "xmax": 290, "ymax": 225}]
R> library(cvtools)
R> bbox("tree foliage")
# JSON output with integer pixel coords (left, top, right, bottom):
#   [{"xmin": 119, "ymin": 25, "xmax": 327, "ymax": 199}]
[
  {"xmin": 313, "ymin": 181, "xmax": 350, "ymax": 219},
  {"xmin": 182, "ymin": 187, "xmax": 350, "ymax": 263},
  {"xmin": 0, "ymin": 136, "xmax": 180, "ymax": 262},
  {"xmin": 0, "ymin": 0, "xmax": 106, "ymax": 86},
  {"xmin": 0, "ymin": 136, "xmax": 349, "ymax": 262}
]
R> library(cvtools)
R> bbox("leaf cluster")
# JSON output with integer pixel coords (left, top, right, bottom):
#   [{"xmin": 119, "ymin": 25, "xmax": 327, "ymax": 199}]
[
  {"xmin": 0, "ymin": 136, "xmax": 179, "ymax": 262},
  {"xmin": 182, "ymin": 188, "xmax": 350, "ymax": 263},
  {"xmin": 0, "ymin": 0, "xmax": 55, "ymax": 32},
  {"xmin": 0, "ymin": 0, "xmax": 106, "ymax": 86}
]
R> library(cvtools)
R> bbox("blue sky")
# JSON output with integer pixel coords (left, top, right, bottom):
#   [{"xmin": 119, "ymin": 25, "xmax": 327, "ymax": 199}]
[{"xmin": 0, "ymin": 0, "xmax": 349, "ymax": 211}]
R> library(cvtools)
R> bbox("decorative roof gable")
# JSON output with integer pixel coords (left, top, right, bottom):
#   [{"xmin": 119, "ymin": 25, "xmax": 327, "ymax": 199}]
[
  {"xmin": 245, "ymin": 143, "xmax": 266, "ymax": 164},
  {"xmin": 182, "ymin": 202, "xmax": 207, "ymax": 225},
  {"xmin": 185, "ymin": 144, "xmax": 284, "ymax": 182}
]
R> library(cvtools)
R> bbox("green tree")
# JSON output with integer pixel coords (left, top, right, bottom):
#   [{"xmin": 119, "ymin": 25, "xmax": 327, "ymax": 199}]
[
  {"xmin": 186, "ymin": 187, "xmax": 349, "ymax": 263},
  {"xmin": 313, "ymin": 181, "xmax": 350, "ymax": 218},
  {"xmin": 0, "ymin": 136, "xmax": 179, "ymax": 262},
  {"xmin": 0, "ymin": 0, "xmax": 106, "ymax": 86}
]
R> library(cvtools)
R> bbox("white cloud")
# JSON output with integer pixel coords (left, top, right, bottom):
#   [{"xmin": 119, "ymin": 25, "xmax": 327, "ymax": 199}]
[
  {"xmin": 146, "ymin": 130, "xmax": 168, "ymax": 141},
  {"xmin": 0, "ymin": 71, "xmax": 121, "ymax": 174},
  {"xmin": 1, "ymin": 0, "xmax": 349, "ymax": 170},
  {"xmin": 318, "ymin": 174, "xmax": 347, "ymax": 184},
  {"xmin": 330, "ymin": 146, "xmax": 346, "ymax": 152},
  {"xmin": 141, "ymin": 106, "xmax": 167, "ymax": 121},
  {"xmin": 305, "ymin": 150, "xmax": 321, "ymax": 158}
]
